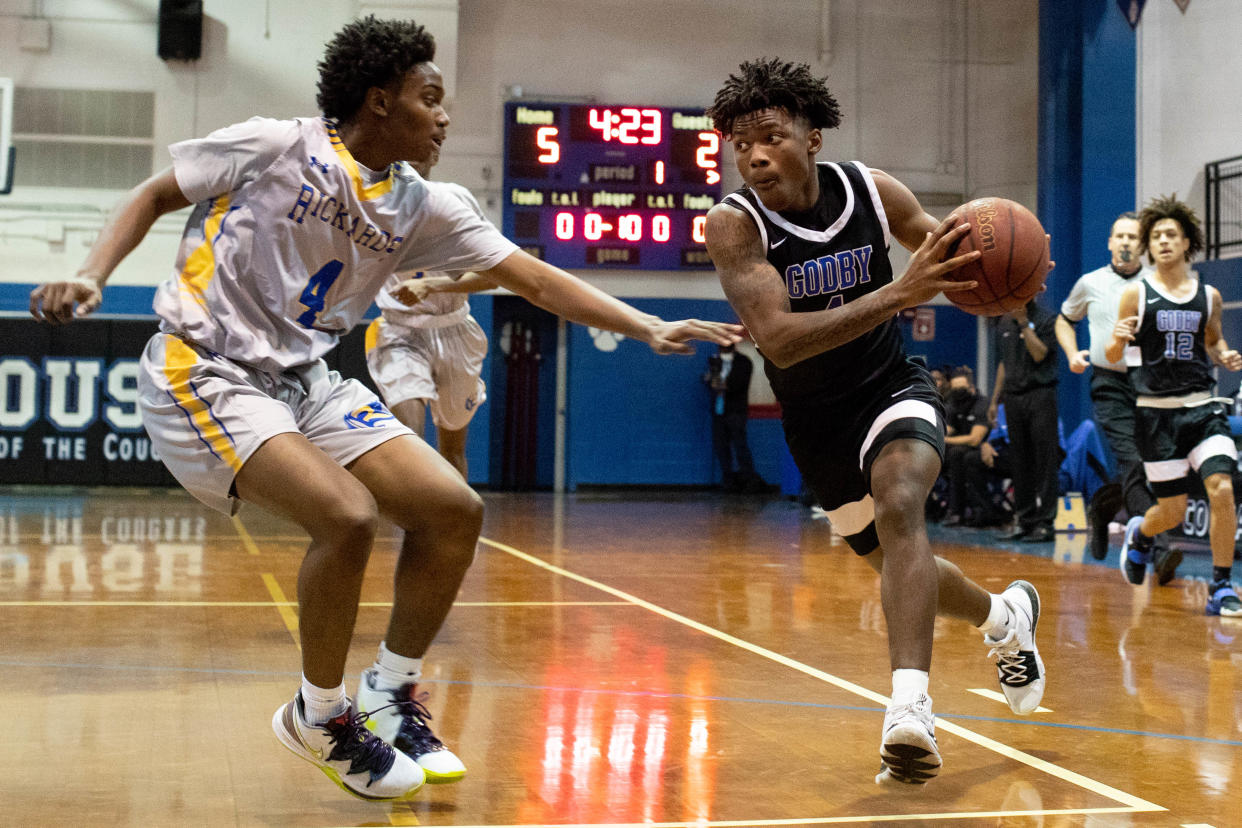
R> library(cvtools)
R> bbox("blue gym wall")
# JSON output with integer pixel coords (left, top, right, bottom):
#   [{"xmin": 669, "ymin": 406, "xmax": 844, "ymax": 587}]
[
  {"xmin": 564, "ymin": 298, "xmax": 984, "ymax": 490},
  {"xmin": 1039, "ymin": 0, "xmax": 1138, "ymax": 430},
  {"xmin": 0, "ymin": 285, "xmax": 506, "ymax": 486},
  {"xmin": 566, "ymin": 297, "xmax": 785, "ymax": 489}
]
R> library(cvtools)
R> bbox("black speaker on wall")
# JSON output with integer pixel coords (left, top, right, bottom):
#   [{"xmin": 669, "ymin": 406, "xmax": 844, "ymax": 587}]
[{"xmin": 158, "ymin": 0, "xmax": 203, "ymax": 61}]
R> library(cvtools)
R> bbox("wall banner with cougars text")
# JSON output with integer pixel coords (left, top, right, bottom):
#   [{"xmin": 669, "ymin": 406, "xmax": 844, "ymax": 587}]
[{"xmin": 0, "ymin": 318, "xmax": 179, "ymax": 487}]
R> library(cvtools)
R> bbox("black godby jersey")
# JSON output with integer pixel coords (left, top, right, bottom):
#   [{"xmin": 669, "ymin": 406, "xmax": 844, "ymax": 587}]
[
  {"xmin": 721, "ymin": 161, "xmax": 905, "ymax": 408},
  {"xmin": 1132, "ymin": 275, "xmax": 1216, "ymax": 397}
]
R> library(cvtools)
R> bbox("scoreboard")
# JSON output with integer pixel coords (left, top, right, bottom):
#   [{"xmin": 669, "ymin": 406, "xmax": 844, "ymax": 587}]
[{"xmin": 501, "ymin": 101, "xmax": 724, "ymax": 270}]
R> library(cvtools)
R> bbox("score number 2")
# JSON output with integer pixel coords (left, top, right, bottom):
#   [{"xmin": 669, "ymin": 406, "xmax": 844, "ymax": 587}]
[{"xmin": 696, "ymin": 131, "xmax": 720, "ymax": 185}]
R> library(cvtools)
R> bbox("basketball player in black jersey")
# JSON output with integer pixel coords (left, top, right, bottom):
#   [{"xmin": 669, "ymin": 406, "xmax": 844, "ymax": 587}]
[
  {"xmin": 1106, "ymin": 195, "xmax": 1242, "ymax": 616},
  {"xmin": 704, "ymin": 58, "xmax": 1047, "ymax": 785}
]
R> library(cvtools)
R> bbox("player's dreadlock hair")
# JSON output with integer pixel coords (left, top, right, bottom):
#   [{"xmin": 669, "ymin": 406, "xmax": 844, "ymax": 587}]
[
  {"xmin": 707, "ymin": 58, "xmax": 842, "ymax": 136},
  {"xmin": 316, "ymin": 16, "xmax": 436, "ymax": 123},
  {"xmin": 1137, "ymin": 194, "xmax": 1204, "ymax": 263}
]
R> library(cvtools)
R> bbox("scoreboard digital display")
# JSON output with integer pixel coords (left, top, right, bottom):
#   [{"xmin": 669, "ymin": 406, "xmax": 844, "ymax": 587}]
[{"xmin": 501, "ymin": 101, "xmax": 724, "ymax": 269}]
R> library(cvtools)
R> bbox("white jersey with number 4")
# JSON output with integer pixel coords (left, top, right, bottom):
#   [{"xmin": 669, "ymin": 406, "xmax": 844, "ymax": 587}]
[{"xmin": 155, "ymin": 116, "xmax": 517, "ymax": 372}]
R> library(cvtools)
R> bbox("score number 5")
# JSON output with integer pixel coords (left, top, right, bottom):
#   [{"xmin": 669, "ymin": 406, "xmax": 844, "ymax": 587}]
[{"xmin": 536, "ymin": 126, "xmax": 559, "ymax": 164}]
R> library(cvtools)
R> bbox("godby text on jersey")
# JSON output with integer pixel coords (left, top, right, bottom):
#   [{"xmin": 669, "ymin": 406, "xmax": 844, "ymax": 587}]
[
  {"xmin": 784, "ymin": 244, "xmax": 873, "ymax": 300},
  {"xmin": 1154, "ymin": 309, "xmax": 1202, "ymax": 333}
]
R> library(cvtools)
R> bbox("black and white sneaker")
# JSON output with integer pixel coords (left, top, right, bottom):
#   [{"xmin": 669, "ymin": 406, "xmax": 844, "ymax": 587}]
[
  {"xmin": 985, "ymin": 580, "xmax": 1045, "ymax": 715},
  {"xmin": 875, "ymin": 694, "xmax": 940, "ymax": 785}
]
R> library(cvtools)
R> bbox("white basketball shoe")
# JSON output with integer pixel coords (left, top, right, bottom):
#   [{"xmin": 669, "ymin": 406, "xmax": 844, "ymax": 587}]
[
  {"xmin": 985, "ymin": 580, "xmax": 1046, "ymax": 714},
  {"xmin": 875, "ymin": 694, "xmax": 941, "ymax": 785},
  {"xmin": 271, "ymin": 692, "xmax": 426, "ymax": 800},
  {"xmin": 356, "ymin": 668, "xmax": 467, "ymax": 783}
]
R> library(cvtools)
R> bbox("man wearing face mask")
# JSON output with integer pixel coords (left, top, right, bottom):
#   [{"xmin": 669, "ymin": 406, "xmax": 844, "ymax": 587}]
[
  {"xmin": 940, "ymin": 366, "xmax": 992, "ymax": 526},
  {"xmin": 1056, "ymin": 213, "xmax": 1173, "ymax": 576}
]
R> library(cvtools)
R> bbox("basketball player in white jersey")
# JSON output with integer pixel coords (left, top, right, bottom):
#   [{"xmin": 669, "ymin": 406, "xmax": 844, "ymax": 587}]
[
  {"xmin": 29, "ymin": 17, "xmax": 741, "ymax": 802},
  {"xmin": 365, "ymin": 153, "xmax": 496, "ymax": 479}
]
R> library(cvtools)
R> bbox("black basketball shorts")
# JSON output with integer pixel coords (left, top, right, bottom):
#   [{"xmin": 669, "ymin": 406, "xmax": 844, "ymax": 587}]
[
  {"xmin": 1136, "ymin": 401, "xmax": 1237, "ymax": 498},
  {"xmin": 782, "ymin": 359, "xmax": 945, "ymax": 555}
]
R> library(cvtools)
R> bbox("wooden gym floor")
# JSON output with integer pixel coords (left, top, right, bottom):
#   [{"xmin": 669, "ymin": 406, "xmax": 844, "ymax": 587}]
[{"xmin": 1, "ymin": 485, "xmax": 1238, "ymax": 827}]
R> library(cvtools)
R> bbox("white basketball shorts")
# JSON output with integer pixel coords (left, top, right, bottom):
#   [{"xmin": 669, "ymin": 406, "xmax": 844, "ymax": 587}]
[
  {"xmin": 139, "ymin": 333, "xmax": 412, "ymax": 514},
  {"xmin": 364, "ymin": 315, "xmax": 488, "ymax": 432}
]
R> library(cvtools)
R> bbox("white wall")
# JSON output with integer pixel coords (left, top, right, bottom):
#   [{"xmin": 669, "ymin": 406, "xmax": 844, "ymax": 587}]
[
  {"xmin": 0, "ymin": 0, "xmax": 1039, "ymax": 297},
  {"xmin": 1137, "ymin": 0, "xmax": 1242, "ymax": 212}
]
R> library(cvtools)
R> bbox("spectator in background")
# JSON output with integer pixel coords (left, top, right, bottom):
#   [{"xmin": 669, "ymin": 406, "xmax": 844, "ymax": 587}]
[
  {"xmin": 930, "ymin": 364, "xmax": 953, "ymax": 400},
  {"xmin": 940, "ymin": 366, "xmax": 991, "ymax": 526},
  {"xmin": 964, "ymin": 406, "xmax": 1014, "ymax": 527},
  {"xmin": 990, "ymin": 299, "xmax": 1061, "ymax": 543},
  {"xmin": 1056, "ymin": 212, "xmax": 1173, "ymax": 573},
  {"xmin": 704, "ymin": 342, "xmax": 767, "ymax": 493}
]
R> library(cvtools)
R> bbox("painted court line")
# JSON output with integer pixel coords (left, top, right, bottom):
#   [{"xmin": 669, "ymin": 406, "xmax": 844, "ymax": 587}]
[
  {"xmin": 0, "ymin": 600, "xmax": 629, "ymax": 608},
  {"xmin": 478, "ymin": 535, "xmax": 1164, "ymax": 817},
  {"xmin": 369, "ymin": 809, "xmax": 1151, "ymax": 827},
  {"xmin": 228, "ymin": 516, "xmax": 630, "ymax": 659},
  {"xmin": 231, "ymin": 514, "xmax": 262, "ymax": 556},
  {"xmin": 967, "ymin": 687, "xmax": 1052, "ymax": 712},
  {"xmin": 260, "ymin": 572, "xmax": 301, "ymax": 650}
]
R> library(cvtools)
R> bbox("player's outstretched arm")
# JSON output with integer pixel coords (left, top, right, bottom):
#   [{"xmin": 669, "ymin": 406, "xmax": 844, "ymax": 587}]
[
  {"xmin": 389, "ymin": 271, "xmax": 498, "ymax": 305},
  {"xmin": 30, "ymin": 167, "xmax": 191, "ymax": 324},
  {"xmin": 478, "ymin": 249, "xmax": 743, "ymax": 354},
  {"xmin": 704, "ymin": 201, "xmax": 978, "ymax": 369}
]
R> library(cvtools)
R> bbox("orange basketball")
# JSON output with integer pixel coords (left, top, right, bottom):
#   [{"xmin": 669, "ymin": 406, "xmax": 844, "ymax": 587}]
[{"xmin": 943, "ymin": 197, "xmax": 1050, "ymax": 316}]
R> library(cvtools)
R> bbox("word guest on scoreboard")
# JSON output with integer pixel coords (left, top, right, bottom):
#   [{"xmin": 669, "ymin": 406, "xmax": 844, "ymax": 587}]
[{"xmin": 502, "ymin": 101, "xmax": 723, "ymax": 269}]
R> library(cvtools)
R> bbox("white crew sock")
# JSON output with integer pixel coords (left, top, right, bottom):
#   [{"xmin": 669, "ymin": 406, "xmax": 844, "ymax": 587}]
[
  {"xmin": 891, "ymin": 669, "xmax": 930, "ymax": 706},
  {"xmin": 300, "ymin": 676, "xmax": 348, "ymax": 725},
  {"xmin": 373, "ymin": 640, "xmax": 423, "ymax": 689},
  {"xmin": 977, "ymin": 593, "xmax": 1012, "ymax": 639}
]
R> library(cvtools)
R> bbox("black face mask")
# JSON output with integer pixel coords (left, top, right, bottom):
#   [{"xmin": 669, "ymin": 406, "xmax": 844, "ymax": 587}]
[{"xmin": 948, "ymin": 389, "xmax": 971, "ymax": 406}]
